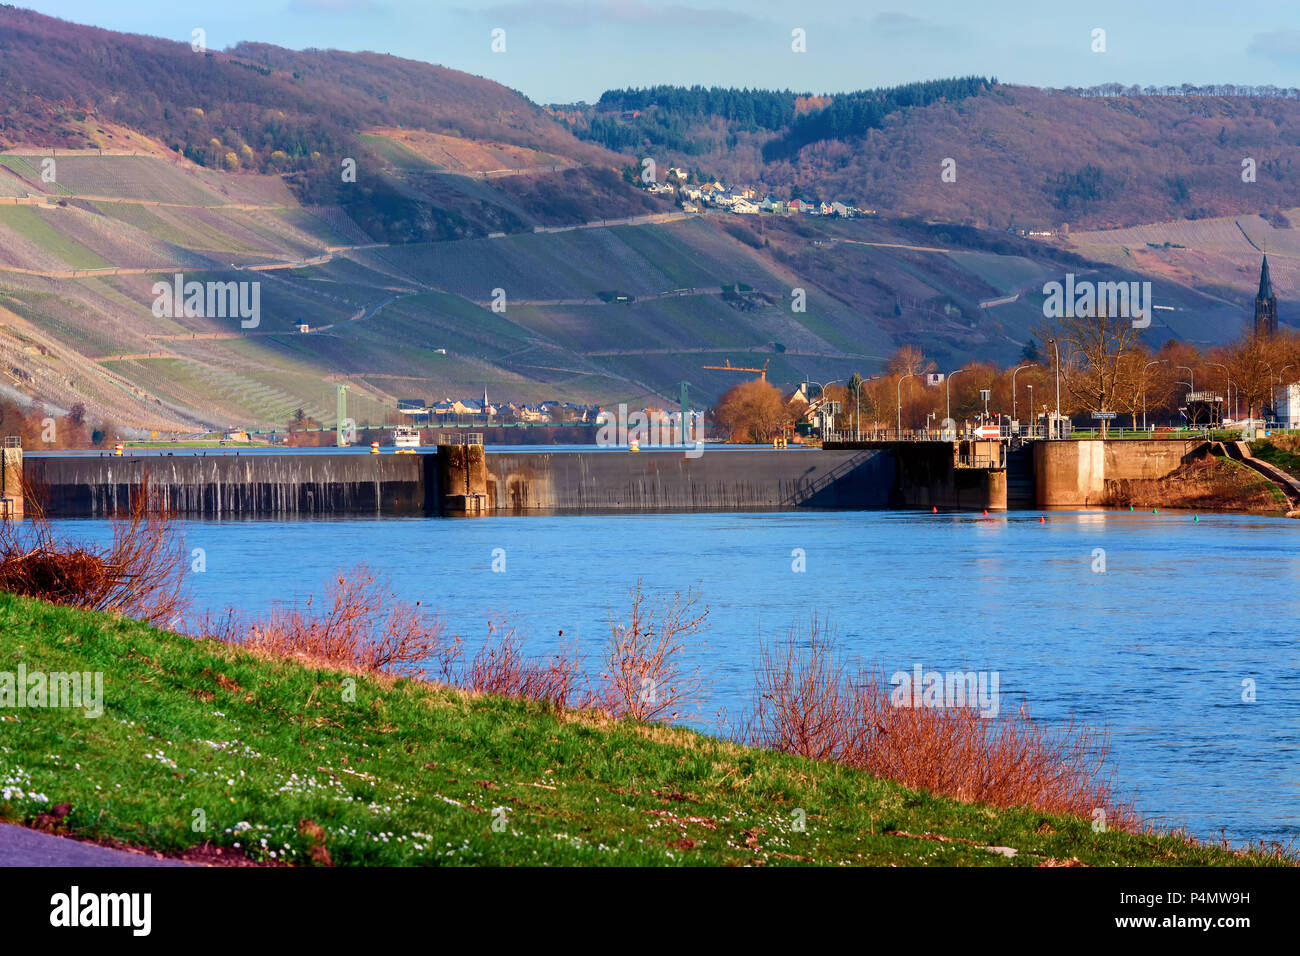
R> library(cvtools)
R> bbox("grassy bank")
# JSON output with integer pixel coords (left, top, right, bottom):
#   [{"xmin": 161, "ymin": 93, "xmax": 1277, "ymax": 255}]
[
  {"xmin": 1103, "ymin": 455, "xmax": 1287, "ymax": 513},
  {"xmin": 0, "ymin": 593, "xmax": 1278, "ymax": 867},
  {"xmin": 1251, "ymin": 436, "xmax": 1300, "ymax": 476}
]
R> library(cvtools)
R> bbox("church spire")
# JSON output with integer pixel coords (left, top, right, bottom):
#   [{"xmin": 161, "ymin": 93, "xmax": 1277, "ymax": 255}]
[
  {"xmin": 1254, "ymin": 254, "xmax": 1279, "ymax": 336},
  {"xmin": 1259, "ymin": 254, "xmax": 1274, "ymax": 301}
]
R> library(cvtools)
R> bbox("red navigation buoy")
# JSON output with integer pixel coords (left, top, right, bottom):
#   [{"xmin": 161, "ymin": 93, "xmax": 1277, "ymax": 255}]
[
  {"xmin": 983, "ymin": 509, "xmax": 988, "ymax": 516},
  {"xmin": 932, "ymin": 506, "xmax": 938, "ymax": 514},
  {"xmin": 1039, "ymin": 515, "xmax": 1045, "ymax": 523}
]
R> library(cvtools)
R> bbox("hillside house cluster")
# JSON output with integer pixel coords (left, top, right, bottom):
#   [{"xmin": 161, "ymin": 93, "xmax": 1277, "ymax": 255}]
[
  {"xmin": 397, "ymin": 396, "xmax": 602, "ymax": 424},
  {"xmin": 647, "ymin": 176, "xmax": 872, "ymax": 219}
]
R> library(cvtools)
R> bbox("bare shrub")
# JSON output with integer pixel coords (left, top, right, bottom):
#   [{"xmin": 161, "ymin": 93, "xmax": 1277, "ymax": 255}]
[
  {"xmin": 0, "ymin": 473, "xmax": 188, "ymax": 626},
  {"xmin": 749, "ymin": 613, "xmax": 856, "ymax": 761},
  {"xmin": 465, "ymin": 619, "xmax": 584, "ymax": 708},
  {"xmin": 599, "ymin": 582, "xmax": 707, "ymax": 722},
  {"xmin": 748, "ymin": 616, "xmax": 1137, "ymax": 829},
  {"xmin": 208, "ymin": 566, "xmax": 455, "ymax": 678}
]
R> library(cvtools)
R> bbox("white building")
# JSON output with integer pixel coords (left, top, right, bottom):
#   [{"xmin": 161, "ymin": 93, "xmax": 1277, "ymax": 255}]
[{"xmin": 1274, "ymin": 382, "xmax": 1300, "ymax": 426}]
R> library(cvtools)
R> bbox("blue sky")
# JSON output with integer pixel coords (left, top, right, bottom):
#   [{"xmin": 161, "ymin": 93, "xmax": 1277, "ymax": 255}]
[{"xmin": 26, "ymin": 0, "xmax": 1300, "ymax": 103}]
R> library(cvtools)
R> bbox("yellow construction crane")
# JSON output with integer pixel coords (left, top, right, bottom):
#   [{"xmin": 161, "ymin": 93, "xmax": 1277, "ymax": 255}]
[{"xmin": 701, "ymin": 358, "xmax": 769, "ymax": 381}]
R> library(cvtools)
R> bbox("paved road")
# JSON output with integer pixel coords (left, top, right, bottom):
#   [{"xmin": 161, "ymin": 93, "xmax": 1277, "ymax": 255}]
[{"xmin": 0, "ymin": 823, "xmax": 187, "ymax": 867}]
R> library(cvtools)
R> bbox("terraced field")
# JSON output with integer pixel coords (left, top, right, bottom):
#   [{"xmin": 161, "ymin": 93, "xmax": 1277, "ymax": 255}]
[
  {"xmin": 0, "ymin": 148, "xmax": 1274, "ymax": 433},
  {"xmin": 0, "ymin": 205, "xmax": 109, "ymax": 270},
  {"xmin": 362, "ymin": 127, "xmax": 570, "ymax": 174}
]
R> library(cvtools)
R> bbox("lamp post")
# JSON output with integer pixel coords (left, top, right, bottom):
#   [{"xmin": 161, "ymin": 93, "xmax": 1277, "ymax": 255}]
[
  {"xmin": 1047, "ymin": 338, "xmax": 1061, "ymax": 439},
  {"xmin": 808, "ymin": 379, "xmax": 841, "ymax": 439},
  {"xmin": 896, "ymin": 372, "xmax": 917, "ymax": 439},
  {"xmin": 1026, "ymin": 384, "xmax": 1034, "ymax": 435},
  {"xmin": 1011, "ymin": 364, "xmax": 1033, "ymax": 430},
  {"xmin": 945, "ymin": 368, "xmax": 970, "ymax": 432},
  {"xmin": 1142, "ymin": 359, "xmax": 1167, "ymax": 431}
]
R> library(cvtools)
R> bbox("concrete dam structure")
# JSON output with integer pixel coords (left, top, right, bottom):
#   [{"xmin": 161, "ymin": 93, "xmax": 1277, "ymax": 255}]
[
  {"xmin": 18, "ymin": 439, "xmax": 1202, "ymax": 518},
  {"xmin": 23, "ymin": 452, "xmax": 434, "ymax": 516},
  {"xmin": 22, "ymin": 447, "xmax": 895, "ymax": 517}
]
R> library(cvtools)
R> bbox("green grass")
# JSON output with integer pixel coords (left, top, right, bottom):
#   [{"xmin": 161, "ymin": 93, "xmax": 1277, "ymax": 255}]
[
  {"xmin": 1251, "ymin": 439, "xmax": 1300, "ymax": 476},
  {"xmin": 0, "ymin": 593, "xmax": 1279, "ymax": 867}
]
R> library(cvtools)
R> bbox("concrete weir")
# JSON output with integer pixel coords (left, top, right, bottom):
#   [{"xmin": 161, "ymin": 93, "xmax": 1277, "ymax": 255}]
[
  {"xmin": 482, "ymin": 448, "xmax": 893, "ymax": 512},
  {"xmin": 23, "ymin": 452, "xmax": 434, "ymax": 516},
  {"xmin": 22, "ymin": 446, "xmax": 895, "ymax": 517}
]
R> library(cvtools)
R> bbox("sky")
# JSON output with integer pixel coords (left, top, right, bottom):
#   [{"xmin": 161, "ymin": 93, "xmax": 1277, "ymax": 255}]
[{"xmin": 24, "ymin": 0, "xmax": 1300, "ymax": 104}]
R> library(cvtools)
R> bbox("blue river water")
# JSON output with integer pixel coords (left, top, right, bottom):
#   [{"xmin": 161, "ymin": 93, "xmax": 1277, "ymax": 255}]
[{"xmin": 45, "ymin": 509, "xmax": 1300, "ymax": 848}]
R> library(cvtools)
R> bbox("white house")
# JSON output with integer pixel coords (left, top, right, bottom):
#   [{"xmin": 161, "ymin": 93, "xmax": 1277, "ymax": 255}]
[
  {"xmin": 667, "ymin": 167, "xmax": 687, "ymax": 181},
  {"xmin": 830, "ymin": 201, "xmax": 853, "ymax": 218},
  {"xmin": 731, "ymin": 198, "xmax": 760, "ymax": 214}
]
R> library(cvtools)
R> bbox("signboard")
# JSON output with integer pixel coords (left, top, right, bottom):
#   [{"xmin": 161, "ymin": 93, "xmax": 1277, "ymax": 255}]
[
  {"xmin": 974, "ymin": 424, "xmax": 1001, "ymax": 438},
  {"xmin": 1091, "ymin": 411, "xmax": 1117, "ymax": 420},
  {"xmin": 979, "ymin": 389, "xmax": 991, "ymax": 402},
  {"xmin": 926, "ymin": 373, "xmax": 944, "ymax": 386}
]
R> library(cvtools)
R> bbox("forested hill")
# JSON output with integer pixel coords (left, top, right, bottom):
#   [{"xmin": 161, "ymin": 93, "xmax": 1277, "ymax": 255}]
[
  {"xmin": 0, "ymin": 6, "xmax": 606, "ymax": 173},
  {"xmin": 560, "ymin": 80, "xmax": 1300, "ymax": 231}
]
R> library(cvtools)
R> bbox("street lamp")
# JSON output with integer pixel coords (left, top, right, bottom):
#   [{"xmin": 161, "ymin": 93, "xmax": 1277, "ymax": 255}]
[
  {"xmin": 1142, "ymin": 359, "xmax": 1167, "ymax": 431},
  {"xmin": 896, "ymin": 372, "xmax": 918, "ymax": 438},
  {"xmin": 1175, "ymin": 365, "xmax": 1194, "ymax": 392},
  {"xmin": 808, "ymin": 379, "xmax": 841, "ymax": 438},
  {"xmin": 1026, "ymin": 384, "xmax": 1034, "ymax": 435},
  {"xmin": 945, "ymin": 368, "xmax": 971, "ymax": 433},
  {"xmin": 1011, "ymin": 364, "xmax": 1034, "ymax": 429},
  {"xmin": 1047, "ymin": 338, "xmax": 1061, "ymax": 439}
]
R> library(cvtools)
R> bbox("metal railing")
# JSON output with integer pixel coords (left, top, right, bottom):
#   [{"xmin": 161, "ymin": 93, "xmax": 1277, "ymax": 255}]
[
  {"xmin": 435, "ymin": 432, "xmax": 484, "ymax": 446},
  {"xmin": 1066, "ymin": 425, "xmax": 1300, "ymax": 440},
  {"xmin": 2, "ymin": 436, "xmax": 20, "ymax": 449}
]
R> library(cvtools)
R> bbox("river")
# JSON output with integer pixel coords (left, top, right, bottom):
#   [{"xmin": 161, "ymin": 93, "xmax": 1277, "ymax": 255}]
[{"xmin": 45, "ymin": 508, "xmax": 1300, "ymax": 848}]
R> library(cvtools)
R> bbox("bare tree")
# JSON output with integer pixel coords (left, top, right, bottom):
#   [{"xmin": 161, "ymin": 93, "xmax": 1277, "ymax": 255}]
[{"xmin": 1041, "ymin": 308, "xmax": 1144, "ymax": 438}]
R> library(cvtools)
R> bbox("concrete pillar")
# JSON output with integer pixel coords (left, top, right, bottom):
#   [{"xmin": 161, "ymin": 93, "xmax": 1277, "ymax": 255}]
[
  {"xmin": 1, "ymin": 443, "xmax": 22, "ymax": 519},
  {"xmin": 436, "ymin": 444, "xmax": 491, "ymax": 515}
]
